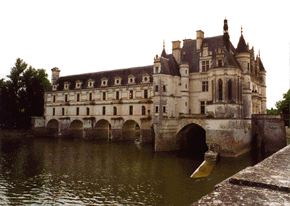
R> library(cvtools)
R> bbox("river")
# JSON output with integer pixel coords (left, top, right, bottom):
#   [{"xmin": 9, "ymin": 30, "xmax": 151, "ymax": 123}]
[{"xmin": 0, "ymin": 137, "xmax": 267, "ymax": 205}]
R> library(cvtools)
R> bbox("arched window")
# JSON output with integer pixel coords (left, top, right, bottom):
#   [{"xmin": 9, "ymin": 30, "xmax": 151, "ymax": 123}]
[
  {"xmin": 86, "ymin": 107, "xmax": 90, "ymax": 115},
  {"xmin": 228, "ymin": 79, "xmax": 232, "ymax": 101},
  {"xmin": 218, "ymin": 79, "xmax": 223, "ymax": 101},
  {"xmin": 113, "ymin": 107, "xmax": 117, "ymax": 115}
]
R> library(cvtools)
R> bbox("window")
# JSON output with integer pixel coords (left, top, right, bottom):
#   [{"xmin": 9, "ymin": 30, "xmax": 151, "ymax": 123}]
[
  {"xmin": 86, "ymin": 107, "xmax": 90, "ymax": 115},
  {"xmin": 237, "ymin": 79, "xmax": 240, "ymax": 102},
  {"xmin": 142, "ymin": 106, "xmax": 146, "ymax": 115},
  {"xmin": 185, "ymin": 69, "xmax": 188, "ymax": 74},
  {"xmin": 102, "ymin": 106, "xmax": 106, "ymax": 115},
  {"xmin": 155, "ymin": 85, "xmax": 159, "ymax": 92},
  {"xmin": 247, "ymin": 63, "xmax": 250, "ymax": 72},
  {"xmin": 65, "ymin": 94, "xmax": 68, "ymax": 102},
  {"xmin": 62, "ymin": 108, "xmax": 65, "ymax": 115},
  {"xmin": 53, "ymin": 108, "xmax": 55, "ymax": 116},
  {"xmin": 163, "ymin": 106, "xmax": 166, "ymax": 113},
  {"xmin": 116, "ymin": 91, "xmax": 119, "ymax": 100},
  {"xmin": 202, "ymin": 81, "xmax": 208, "ymax": 92},
  {"xmin": 218, "ymin": 79, "xmax": 223, "ymax": 101},
  {"xmin": 89, "ymin": 93, "xmax": 92, "ymax": 101},
  {"xmin": 144, "ymin": 90, "xmax": 148, "ymax": 98},
  {"xmin": 114, "ymin": 107, "xmax": 117, "ymax": 115},
  {"xmin": 185, "ymin": 102, "xmax": 187, "ymax": 106},
  {"xmin": 129, "ymin": 106, "xmax": 133, "ymax": 115},
  {"xmin": 218, "ymin": 59, "xmax": 222, "ymax": 67},
  {"xmin": 129, "ymin": 90, "xmax": 133, "ymax": 99},
  {"xmin": 202, "ymin": 60, "xmax": 209, "ymax": 72},
  {"xmin": 103, "ymin": 92, "xmax": 106, "ymax": 100},
  {"xmin": 76, "ymin": 107, "xmax": 79, "ymax": 116},
  {"xmin": 77, "ymin": 94, "xmax": 80, "ymax": 102},
  {"xmin": 185, "ymin": 84, "xmax": 188, "ymax": 89},
  {"xmin": 53, "ymin": 95, "xmax": 56, "ymax": 103},
  {"xmin": 201, "ymin": 101, "xmax": 205, "ymax": 114},
  {"xmin": 155, "ymin": 67, "xmax": 159, "ymax": 73},
  {"xmin": 163, "ymin": 85, "xmax": 166, "ymax": 92},
  {"xmin": 155, "ymin": 106, "xmax": 159, "ymax": 113},
  {"xmin": 228, "ymin": 79, "xmax": 232, "ymax": 100}
]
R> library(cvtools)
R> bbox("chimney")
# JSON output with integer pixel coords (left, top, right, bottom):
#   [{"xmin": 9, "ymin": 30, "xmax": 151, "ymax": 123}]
[
  {"xmin": 196, "ymin": 30, "xmax": 204, "ymax": 50},
  {"xmin": 172, "ymin": 40, "xmax": 181, "ymax": 64},
  {"xmin": 51, "ymin": 67, "xmax": 60, "ymax": 85}
]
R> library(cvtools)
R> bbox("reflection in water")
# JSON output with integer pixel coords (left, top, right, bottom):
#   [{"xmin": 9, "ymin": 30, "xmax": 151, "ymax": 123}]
[{"xmin": 0, "ymin": 138, "xmax": 267, "ymax": 205}]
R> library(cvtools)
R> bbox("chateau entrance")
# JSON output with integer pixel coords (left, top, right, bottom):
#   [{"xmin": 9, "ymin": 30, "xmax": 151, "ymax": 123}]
[
  {"xmin": 94, "ymin": 119, "xmax": 111, "ymax": 140},
  {"xmin": 47, "ymin": 119, "xmax": 59, "ymax": 137},
  {"xmin": 69, "ymin": 120, "xmax": 83, "ymax": 138},
  {"xmin": 176, "ymin": 123, "xmax": 207, "ymax": 156},
  {"xmin": 122, "ymin": 120, "xmax": 140, "ymax": 141}
]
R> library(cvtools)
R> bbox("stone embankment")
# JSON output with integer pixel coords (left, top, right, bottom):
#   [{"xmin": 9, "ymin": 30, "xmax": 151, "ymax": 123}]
[{"xmin": 191, "ymin": 144, "xmax": 290, "ymax": 205}]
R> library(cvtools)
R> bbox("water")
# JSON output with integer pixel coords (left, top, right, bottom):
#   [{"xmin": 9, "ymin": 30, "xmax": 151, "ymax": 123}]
[{"xmin": 0, "ymin": 137, "xmax": 267, "ymax": 205}]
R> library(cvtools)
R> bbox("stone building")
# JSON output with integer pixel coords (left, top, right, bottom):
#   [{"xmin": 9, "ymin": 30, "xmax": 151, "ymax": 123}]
[{"xmin": 39, "ymin": 19, "xmax": 267, "ymax": 157}]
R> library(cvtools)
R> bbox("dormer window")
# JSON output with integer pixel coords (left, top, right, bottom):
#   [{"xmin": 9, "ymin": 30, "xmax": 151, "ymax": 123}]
[
  {"xmin": 52, "ymin": 85, "xmax": 58, "ymax": 91},
  {"xmin": 142, "ymin": 73, "xmax": 150, "ymax": 83},
  {"xmin": 115, "ymin": 76, "xmax": 122, "ymax": 85},
  {"xmin": 64, "ymin": 82, "xmax": 70, "ymax": 90},
  {"xmin": 202, "ymin": 60, "xmax": 210, "ymax": 72},
  {"xmin": 154, "ymin": 67, "xmax": 159, "ymax": 74},
  {"xmin": 217, "ymin": 59, "xmax": 223, "ymax": 67},
  {"xmin": 87, "ymin": 79, "xmax": 94, "ymax": 88},
  {"xmin": 75, "ymin": 80, "xmax": 82, "ymax": 89},
  {"xmin": 101, "ymin": 78, "xmax": 108, "ymax": 86},
  {"xmin": 128, "ymin": 75, "xmax": 135, "ymax": 84}
]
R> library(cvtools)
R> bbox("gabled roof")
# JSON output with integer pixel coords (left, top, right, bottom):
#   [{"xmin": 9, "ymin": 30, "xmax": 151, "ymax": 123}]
[
  {"xmin": 47, "ymin": 65, "xmax": 153, "ymax": 92},
  {"xmin": 181, "ymin": 35, "xmax": 239, "ymax": 73},
  {"xmin": 236, "ymin": 34, "xmax": 249, "ymax": 53}
]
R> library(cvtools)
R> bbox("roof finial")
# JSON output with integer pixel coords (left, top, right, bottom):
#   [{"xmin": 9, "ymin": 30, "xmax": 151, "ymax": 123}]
[
  {"xmin": 259, "ymin": 49, "xmax": 260, "ymax": 57},
  {"xmin": 241, "ymin": 25, "xmax": 243, "ymax": 34},
  {"xmin": 163, "ymin": 39, "xmax": 165, "ymax": 49}
]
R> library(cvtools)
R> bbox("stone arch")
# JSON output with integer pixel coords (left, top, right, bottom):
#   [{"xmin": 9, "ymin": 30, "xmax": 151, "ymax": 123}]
[
  {"xmin": 47, "ymin": 119, "xmax": 59, "ymax": 137},
  {"xmin": 69, "ymin": 120, "xmax": 83, "ymax": 138},
  {"xmin": 47, "ymin": 119, "xmax": 59, "ymax": 128},
  {"xmin": 94, "ymin": 119, "xmax": 111, "ymax": 139},
  {"xmin": 176, "ymin": 123, "xmax": 207, "ymax": 156},
  {"xmin": 122, "ymin": 120, "xmax": 140, "ymax": 141}
]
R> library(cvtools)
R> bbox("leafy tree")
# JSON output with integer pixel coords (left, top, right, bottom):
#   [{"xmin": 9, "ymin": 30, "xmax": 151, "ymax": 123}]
[
  {"xmin": 275, "ymin": 89, "xmax": 290, "ymax": 114},
  {"xmin": 0, "ymin": 58, "xmax": 50, "ymax": 129}
]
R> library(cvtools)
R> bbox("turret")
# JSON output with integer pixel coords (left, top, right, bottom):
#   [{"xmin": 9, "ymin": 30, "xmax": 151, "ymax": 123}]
[
  {"xmin": 180, "ymin": 62, "xmax": 189, "ymax": 114},
  {"xmin": 51, "ymin": 67, "xmax": 60, "ymax": 85}
]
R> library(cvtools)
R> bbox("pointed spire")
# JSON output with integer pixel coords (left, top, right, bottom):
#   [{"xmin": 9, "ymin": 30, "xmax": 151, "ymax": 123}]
[
  {"xmin": 223, "ymin": 18, "xmax": 230, "ymax": 51},
  {"xmin": 161, "ymin": 40, "xmax": 167, "ymax": 58},
  {"xmin": 236, "ymin": 27, "xmax": 249, "ymax": 53}
]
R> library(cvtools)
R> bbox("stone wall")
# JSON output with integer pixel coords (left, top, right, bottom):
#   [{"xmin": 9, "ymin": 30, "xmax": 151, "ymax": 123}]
[{"xmin": 252, "ymin": 114, "xmax": 286, "ymax": 153}]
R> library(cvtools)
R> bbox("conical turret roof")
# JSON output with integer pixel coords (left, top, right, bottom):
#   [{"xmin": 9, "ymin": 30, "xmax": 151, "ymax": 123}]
[{"xmin": 236, "ymin": 34, "xmax": 249, "ymax": 53}]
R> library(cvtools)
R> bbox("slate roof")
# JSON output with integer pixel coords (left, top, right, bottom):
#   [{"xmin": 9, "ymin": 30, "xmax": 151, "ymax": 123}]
[
  {"xmin": 259, "ymin": 58, "xmax": 265, "ymax": 72},
  {"xmin": 236, "ymin": 34, "xmax": 249, "ymax": 53},
  {"xmin": 47, "ymin": 65, "xmax": 153, "ymax": 92},
  {"xmin": 180, "ymin": 35, "xmax": 239, "ymax": 73},
  {"xmin": 160, "ymin": 54, "xmax": 180, "ymax": 76}
]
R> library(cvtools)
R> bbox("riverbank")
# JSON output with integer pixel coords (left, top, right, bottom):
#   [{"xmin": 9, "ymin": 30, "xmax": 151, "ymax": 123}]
[{"xmin": 191, "ymin": 144, "xmax": 290, "ymax": 205}]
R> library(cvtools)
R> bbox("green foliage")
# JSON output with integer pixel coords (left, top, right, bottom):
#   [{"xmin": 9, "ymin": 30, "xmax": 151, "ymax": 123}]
[
  {"xmin": 267, "ymin": 107, "xmax": 279, "ymax": 115},
  {"xmin": 275, "ymin": 89, "xmax": 290, "ymax": 114},
  {"xmin": 0, "ymin": 58, "xmax": 51, "ymax": 129}
]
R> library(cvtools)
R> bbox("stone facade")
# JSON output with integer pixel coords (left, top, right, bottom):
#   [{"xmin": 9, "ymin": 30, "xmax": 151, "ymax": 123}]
[{"xmin": 34, "ymin": 19, "xmax": 270, "ymax": 157}]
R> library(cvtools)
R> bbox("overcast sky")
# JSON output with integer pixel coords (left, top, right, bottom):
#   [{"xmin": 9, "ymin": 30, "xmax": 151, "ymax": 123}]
[{"xmin": 0, "ymin": 0, "xmax": 289, "ymax": 109}]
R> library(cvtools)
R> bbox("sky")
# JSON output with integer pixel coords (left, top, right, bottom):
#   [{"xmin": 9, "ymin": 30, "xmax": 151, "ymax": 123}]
[{"xmin": 0, "ymin": 0, "xmax": 289, "ymax": 109}]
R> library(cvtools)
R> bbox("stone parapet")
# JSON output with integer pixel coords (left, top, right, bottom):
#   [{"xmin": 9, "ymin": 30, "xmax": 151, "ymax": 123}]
[{"xmin": 192, "ymin": 144, "xmax": 290, "ymax": 205}]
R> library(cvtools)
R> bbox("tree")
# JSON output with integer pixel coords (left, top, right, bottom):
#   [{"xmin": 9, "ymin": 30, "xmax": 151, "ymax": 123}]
[
  {"xmin": 275, "ymin": 89, "xmax": 290, "ymax": 114},
  {"xmin": 0, "ymin": 58, "xmax": 50, "ymax": 129}
]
